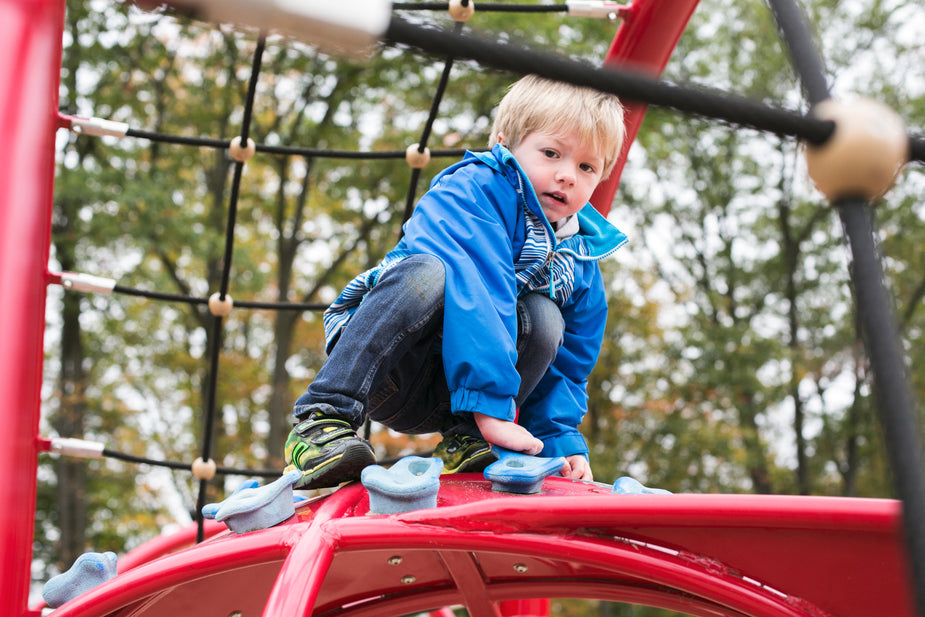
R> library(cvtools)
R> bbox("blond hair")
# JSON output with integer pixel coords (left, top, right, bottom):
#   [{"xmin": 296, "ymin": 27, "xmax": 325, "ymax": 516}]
[{"xmin": 489, "ymin": 75, "xmax": 626, "ymax": 179}]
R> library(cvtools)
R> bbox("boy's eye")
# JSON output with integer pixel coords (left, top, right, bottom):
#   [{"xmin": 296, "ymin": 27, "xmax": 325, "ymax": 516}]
[
  {"xmin": 580, "ymin": 163, "xmax": 595, "ymax": 173},
  {"xmin": 542, "ymin": 149, "xmax": 558, "ymax": 158}
]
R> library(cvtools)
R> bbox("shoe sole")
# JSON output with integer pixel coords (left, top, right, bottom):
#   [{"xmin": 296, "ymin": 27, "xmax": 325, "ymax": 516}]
[
  {"xmin": 442, "ymin": 449, "xmax": 497, "ymax": 474},
  {"xmin": 291, "ymin": 442, "xmax": 376, "ymax": 490}
]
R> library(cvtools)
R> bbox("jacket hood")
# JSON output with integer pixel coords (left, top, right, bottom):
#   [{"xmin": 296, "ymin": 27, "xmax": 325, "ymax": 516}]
[{"xmin": 460, "ymin": 144, "xmax": 628, "ymax": 260}]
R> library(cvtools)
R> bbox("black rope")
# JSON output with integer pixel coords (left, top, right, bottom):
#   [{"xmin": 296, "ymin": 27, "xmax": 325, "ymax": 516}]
[
  {"xmin": 838, "ymin": 199, "xmax": 925, "ymax": 617},
  {"xmin": 196, "ymin": 317, "xmax": 224, "ymax": 542},
  {"xmin": 102, "ymin": 447, "xmax": 425, "ymax": 477},
  {"xmin": 766, "ymin": 1, "xmax": 925, "ymax": 613},
  {"xmin": 911, "ymin": 133, "xmax": 925, "ymax": 165},
  {"xmin": 102, "ymin": 448, "xmax": 282, "ymax": 478},
  {"xmin": 112, "ymin": 284, "xmax": 329, "ymax": 311},
  {"xmin": 195, "ymin": 34, "xmax": 267, "ymax": 542},
  {"xmin": 386, "ymin": 16, "xmax": 843, "ymax": 144},
  {"xmin": 401, "ymin": 167, "xmax": 425, "ymax": 232},
  {"xmin": 402, "ymin": 20, "xmax": 464, "ymax": 224},
  {"xmin": 765, "ymin": 0, "xmax": 830, "ymax": 106},
  {"xmin": 123, "ymin": 127, "xmax": 471, "ymax": 159}
]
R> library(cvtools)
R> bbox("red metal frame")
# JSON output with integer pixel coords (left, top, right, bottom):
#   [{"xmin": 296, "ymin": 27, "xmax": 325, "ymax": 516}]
[
  {"xmin": 1, "ymin": 2, "xmax": 917, "ymax": 617},
  {"xmin": 39, "ymin": 479, "xmax": 916, "ymax": 617},
  {"xmin": 590, "ymin": 0, "xmax": 701, "ymax": 215},
  {"xmin": 0, "ymin": 0, "xmax": 65, "ymax": 615}
]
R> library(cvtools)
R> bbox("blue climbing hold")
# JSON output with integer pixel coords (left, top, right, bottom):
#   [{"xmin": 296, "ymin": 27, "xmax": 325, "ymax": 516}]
[
  {"xmin": 483, "ymin": 447, "xmax": 565, "ymax": 494},
  {"xmin": 42, "ymin": 550, "xmax": 118, "ymax": 608},
  {"xmin": 361, "ymin": 455, "xmax": 443, "ymax": 514},
  {"xmin": 203, "ymin": 470, "xmax": 302, "ymax": 533},
  {"xmin": 202, "ymin": 477, "xmax": 260, "ymax": 519},
  {"xmin": 612, "ymin": 476, "xmax": 672, "ymax": 495}
]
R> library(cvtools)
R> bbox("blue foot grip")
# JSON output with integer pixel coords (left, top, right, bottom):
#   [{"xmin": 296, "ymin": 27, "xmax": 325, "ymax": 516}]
[
  {"xmin": 612, "ymin": 476, "xmax": 672, "ymax": 495},
  {"xmin": 361, "ymin": 455, "xmax": 443, "ymax": 514},
  {"xmin": 202, "ymin": 470, "xmax": 302, "ymax": 533},
  {"xmin": 201, "ymin": 478, "xmax": 260, "ymax": 520},
  {"xmin": 483, "ymin": 447, "xmax": 565, "ymax": 494},
  {"xmin": 42, "ymin": 551, "xmax": 118, "ymax": 608}
]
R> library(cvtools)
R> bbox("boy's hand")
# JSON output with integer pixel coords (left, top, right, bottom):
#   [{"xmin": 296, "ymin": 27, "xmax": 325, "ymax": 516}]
[
  {"xmin": 473, "ymin": 412, "xmax": 543, "ymax": 455},
  {"xmin": 560, "ymin": 454, "xmax": 593, "ymax": 481}
]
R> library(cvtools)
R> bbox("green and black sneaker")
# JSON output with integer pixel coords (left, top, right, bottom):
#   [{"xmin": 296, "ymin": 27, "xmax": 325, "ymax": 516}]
[
  {"xmin": 434, "ymin": 433, "xmax": 497, "ymax": 474},
  {"xmin": 284, "ymin": 413, "xmax": 376, "ymax": 490}
]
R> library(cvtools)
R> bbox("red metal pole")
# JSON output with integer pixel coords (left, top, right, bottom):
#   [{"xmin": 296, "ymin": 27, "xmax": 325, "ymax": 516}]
[
  {"xmin": 0, "ymin": 0, "xmax": 65, "ymax": 615},
  {"xmin": 590, "ymin": 0, "xmax": 701, "ymax": 216}
]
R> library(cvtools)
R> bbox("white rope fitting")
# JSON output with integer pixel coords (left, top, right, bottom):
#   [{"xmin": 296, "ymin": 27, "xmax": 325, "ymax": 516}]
[
  {"xmin": 448, "ymin": 0, "xmax": 475, "ymax": 22},
  {"xmin": 59, "ymin": 272, "xmax": 117, "ymax": 295},
  {"xmin": 405, "ymin": 144, "xmax": 431, "ymax": 169},
  {"xmin": 163, "ymin": 0, "xmax": 392, "ymax": 56},
  {"xmin": 229, "ymin": 136, "xmax": 256, "ymax": 163},
  {"xmin": 209, "ymin": 292, "xmax": 234, "ymax": 317},
  {"xmin": 566, "ymin": 0, "xmax": 628, "ymax": 19},
  {"xmin": 804, "ymin": 98, "xmax": 909, "ymax": 202},
  {"xmin": 192, "ymin": 457, "xmax": 218, "ymax": 480},
  {"xmin": 70, "ymin": 117, "xmax": 130, "ymax": 138},
  {"xmin": 49, "ymin": 437, "xmax": 105, "ymax": 459}
]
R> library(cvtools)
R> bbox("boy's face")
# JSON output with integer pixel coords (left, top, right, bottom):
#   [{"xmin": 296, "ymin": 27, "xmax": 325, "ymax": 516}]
[{"xmin": 506, "ymin": 130, "xmax": 605, "ymax": 224}]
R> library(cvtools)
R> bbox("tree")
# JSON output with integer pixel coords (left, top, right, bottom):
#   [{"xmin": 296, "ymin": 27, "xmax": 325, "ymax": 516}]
[{"xmin": 590, "ymin": 0, "xmax": 924, "ymax": 499}]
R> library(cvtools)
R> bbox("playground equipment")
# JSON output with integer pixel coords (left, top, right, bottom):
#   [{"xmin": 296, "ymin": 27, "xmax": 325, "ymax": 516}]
[{"xmin": 2, "ymin": 0, "xmax": 924, "ymax": 616}]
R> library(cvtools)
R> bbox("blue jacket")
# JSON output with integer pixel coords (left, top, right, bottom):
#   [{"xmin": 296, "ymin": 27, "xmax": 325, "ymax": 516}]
[{"xmin": 324, "ymin": 144, "xmax": 627, "ymax": 457}]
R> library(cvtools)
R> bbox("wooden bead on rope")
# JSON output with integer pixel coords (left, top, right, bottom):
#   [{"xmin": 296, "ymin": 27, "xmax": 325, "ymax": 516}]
[
  {"xmin": 208, "ymin": 292, "xmax": 234, "ymax": 317},
  {"xmin": 229, "ymin": 136, "xmax": 256, "ymax": 163},
  {"xmin": 192, "ymin": 457, "xmax": 217, "ymax": 481},
  {"xmin": 405, "ymin": 144, "xmax": 431, "ymax": 169},
  {"xmin": 448, "ymin": 0, "xmax": 475, "ymax": 22},
  {"xmin": 804, "ymin": 98, "xmax": 908, "ymax": 202}
]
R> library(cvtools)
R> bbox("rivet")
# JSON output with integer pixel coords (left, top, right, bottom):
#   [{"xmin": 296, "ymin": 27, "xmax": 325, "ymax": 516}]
[
  {"xmin": 228, "ymin": 612, "xmax": 243, "ymax": 617},
  {"xmin": 388, "ymin": 556, "xmax": 403, "ymax": 565},
  {"xmin": 513, "ymin": 563, "xmax": 528, "ymax": 573},
  {"xmin": 401, "ymin": 575, "xmax": 416, "ymax": 584}
]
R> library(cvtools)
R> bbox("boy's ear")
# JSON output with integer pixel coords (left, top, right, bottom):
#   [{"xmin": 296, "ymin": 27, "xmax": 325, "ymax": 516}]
[{"xmin": 496, "ymin": 132, "xmax": 506, "ymax": 145}]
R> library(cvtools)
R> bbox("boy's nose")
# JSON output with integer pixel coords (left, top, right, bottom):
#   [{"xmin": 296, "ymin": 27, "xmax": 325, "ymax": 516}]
[{"xmin": 556, "ymin": 166, "xmax": 575, "ymax": 185}]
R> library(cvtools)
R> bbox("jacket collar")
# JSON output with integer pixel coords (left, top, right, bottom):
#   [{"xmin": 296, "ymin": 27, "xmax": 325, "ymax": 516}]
[{"xmin": 457, "ymin": 144, "xmax": 629, "ymax": 259}]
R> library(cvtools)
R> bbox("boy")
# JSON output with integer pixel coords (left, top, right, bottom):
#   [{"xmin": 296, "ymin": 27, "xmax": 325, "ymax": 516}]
[{"xmin": 284, "ymin": 74, "xmax": 627, "ymax": 489}]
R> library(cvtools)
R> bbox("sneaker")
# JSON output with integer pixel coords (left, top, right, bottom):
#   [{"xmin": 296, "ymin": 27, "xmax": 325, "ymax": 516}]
[
  {"xmin": 434, "ymin": 433, "xmax": 497, "ymax": 474},
  {"xmin": 283, "ymin": 413, "xmax": 376, "ymax": 490}
]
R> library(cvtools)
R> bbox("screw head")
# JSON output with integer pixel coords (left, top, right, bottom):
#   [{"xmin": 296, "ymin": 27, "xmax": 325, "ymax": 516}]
[
  {"xmin": 401, "ymin": 575, "xmax": 416, "ymax": 584},
  {"xmin": 513, "ymin": 563, "xmax": 528, "ymax": 573},
  {"xmin": 388, "ymin": 556, "xmax": 403, "ymax": 565}
]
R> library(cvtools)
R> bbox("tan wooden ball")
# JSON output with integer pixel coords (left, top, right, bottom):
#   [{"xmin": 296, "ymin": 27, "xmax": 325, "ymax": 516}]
[
  {"xmin": 448, "ymin": 0, "xmax": 475, "ymax": 22},
  {"xmin": 208, "ymin": 292, "xmax": 234, "ymax": 317},
  {"xmin": 804, "ymin": 98, "xmax": 908, "ymax": 202},
  {"xmin": 192, "ymin": 457, "xmax": 217, "ymax": 480},
  {"xmin": 229, "ymin": 136, "xmax": 256, "ymax": 163},
  {"xmin": 405, "ymin": 144, "xmax": 431, "ymax": 169}
]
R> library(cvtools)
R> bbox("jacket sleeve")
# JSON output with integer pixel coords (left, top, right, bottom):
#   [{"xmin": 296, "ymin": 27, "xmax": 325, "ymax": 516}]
[
  {"xmin": 399, "ymin": 163, "xmax": 522, "ymax": 421},
  {"xmin": 518, "ymin": 261, "xmax": 607, "ymax": 458}
]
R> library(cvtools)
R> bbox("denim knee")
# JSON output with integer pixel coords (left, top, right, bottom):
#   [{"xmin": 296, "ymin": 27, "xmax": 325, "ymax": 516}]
[
  {"xmin": 518, "ymin": 292, "xmax": 565, "ymax": 363},
  {"xmin": 387, "ymin": 253, "xmax": 445, "ymax": 308}
]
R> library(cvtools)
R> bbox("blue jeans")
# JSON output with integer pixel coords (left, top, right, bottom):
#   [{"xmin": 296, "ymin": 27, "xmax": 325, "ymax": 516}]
[{"xmin": 293, "ymin": 254, "xmax": 565, "ymax": 439}]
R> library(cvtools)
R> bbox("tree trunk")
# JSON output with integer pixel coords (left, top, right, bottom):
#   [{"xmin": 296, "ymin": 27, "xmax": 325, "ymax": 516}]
[{"xmin": 51, "ymin": 252, "xmax": 88, "ymax": 569}]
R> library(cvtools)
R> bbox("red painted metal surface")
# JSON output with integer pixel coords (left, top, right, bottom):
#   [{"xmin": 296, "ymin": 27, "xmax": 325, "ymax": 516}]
[
  {"xmin": 590, "ymin": 0, "xmax": 701, "ymax": 215},
  {"xmin": 43, "ymin": 477, "xmax": 915, "ymax": 617},
  {"xmin": 0, "ymin": 0, "xmax": 65, "ymax": 616}
]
